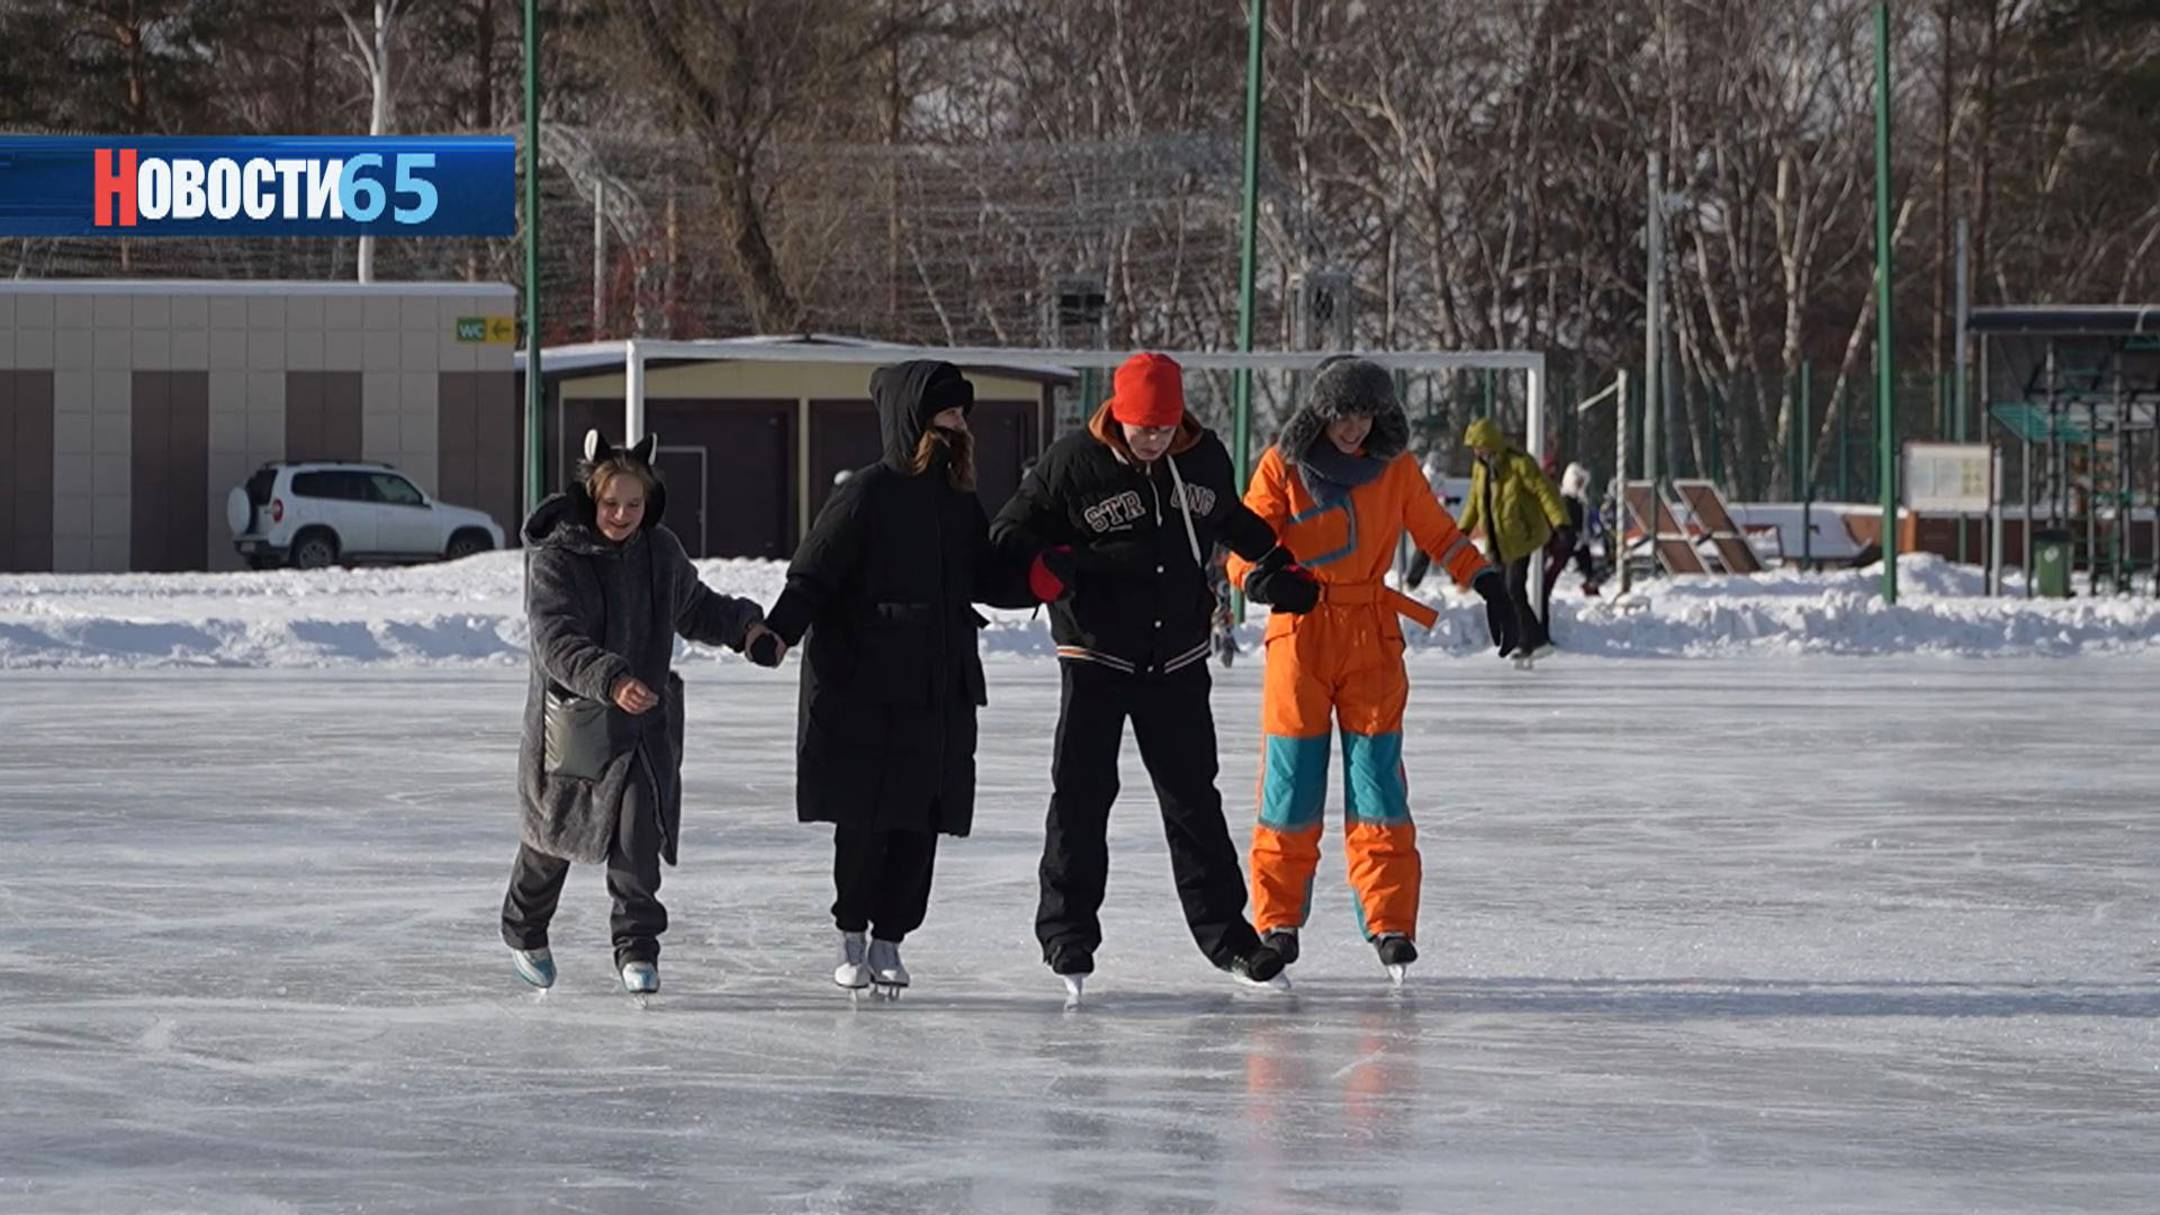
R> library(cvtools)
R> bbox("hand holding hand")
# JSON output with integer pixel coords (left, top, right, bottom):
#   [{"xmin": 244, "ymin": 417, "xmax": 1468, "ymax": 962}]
[
  {"xmin": 1244, "ymin": 546, "xmax": 1320, "ymax": 615},
  {"xmin": 744, "ymin": 623, "xmax": 788, "ymax": 668}
]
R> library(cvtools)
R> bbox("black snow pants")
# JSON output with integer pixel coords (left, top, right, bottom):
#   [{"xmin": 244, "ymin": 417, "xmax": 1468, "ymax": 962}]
[
  {"xmin": 1504, "ymin": 554, "xmax": 1552, "ymax": 652},
  {"xmin": 832, "ymin": 826, "xmax": 940, "ymax": 943},
  {"xmin": 501, "ymin": 750, "xmax": 666, "ymax": 968},
  {"xmin": 1035, "ymin": 659, "xmax": 1264, "ymax": 971}
]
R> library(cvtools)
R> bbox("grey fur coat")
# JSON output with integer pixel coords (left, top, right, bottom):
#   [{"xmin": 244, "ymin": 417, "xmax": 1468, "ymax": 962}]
[{"xmin": 516, "ymin": 485, "xmax": 762, "ymax": 866}]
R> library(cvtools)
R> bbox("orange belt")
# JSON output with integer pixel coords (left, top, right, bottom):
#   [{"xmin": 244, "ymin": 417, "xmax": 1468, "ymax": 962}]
[{"xmin": 1317, "ymin": 578, "xmax": 1440, "ymax": 630}]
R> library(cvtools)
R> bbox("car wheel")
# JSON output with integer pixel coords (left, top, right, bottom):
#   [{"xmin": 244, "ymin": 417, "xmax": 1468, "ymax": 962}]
[
  {"xmin": 444, "ymin": 530, "xmax": 494, "ymax": 561},
  {"xmin": 290, "ymin": 530, "xmax": 339, "ymax": 570}
]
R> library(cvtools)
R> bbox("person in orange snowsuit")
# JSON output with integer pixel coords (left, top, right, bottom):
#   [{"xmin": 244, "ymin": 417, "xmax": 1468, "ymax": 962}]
[{"xmin": 1228, "ymin": 357, "xmax": 1516, "ymax": 979}]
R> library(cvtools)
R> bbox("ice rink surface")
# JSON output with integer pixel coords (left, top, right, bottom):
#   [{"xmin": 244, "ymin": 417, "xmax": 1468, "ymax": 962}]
[{"xmin": 2, "ymin": 654, "xmax": 2156, "ymax": 1213}]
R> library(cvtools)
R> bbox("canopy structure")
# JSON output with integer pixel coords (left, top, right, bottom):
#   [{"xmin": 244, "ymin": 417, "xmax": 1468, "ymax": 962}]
[{"xmin": 1971, "ymin": 305, "xmax": 2160, "ymax": 596}]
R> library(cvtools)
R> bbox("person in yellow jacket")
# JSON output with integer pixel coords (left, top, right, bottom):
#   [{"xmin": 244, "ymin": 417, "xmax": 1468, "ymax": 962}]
[
  {"xmin": 1455, "ymin": 417, "xmax": 1572, "ymax": 659},
  {"xmin": 1228, "ymin": 357, "xmax": 1516, "ymax": 981}
]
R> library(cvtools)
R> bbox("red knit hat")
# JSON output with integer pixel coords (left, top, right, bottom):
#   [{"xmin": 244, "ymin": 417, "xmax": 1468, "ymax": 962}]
[{"xmin": 1108, "ymin": 352, "xmax": 1185, "ymax": 428}]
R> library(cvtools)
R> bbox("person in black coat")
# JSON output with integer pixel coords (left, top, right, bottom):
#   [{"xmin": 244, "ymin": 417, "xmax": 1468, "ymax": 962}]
[
  {"xmin": 990, "ymin": 351, "xmax": 1313, "ymax": 996},
  {"xmin": 758, "ymin": 360, "xmax": 1048, "ymax": 995},
  {"xmin": 504, "ymin": 431, "xmax": 775, "ymax": 995}
]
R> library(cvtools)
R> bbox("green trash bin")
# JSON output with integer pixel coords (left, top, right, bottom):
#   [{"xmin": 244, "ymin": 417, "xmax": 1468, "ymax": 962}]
[{"xmin": 2032, "ymin": 528, "xmax": 2074, "ymax": 598}]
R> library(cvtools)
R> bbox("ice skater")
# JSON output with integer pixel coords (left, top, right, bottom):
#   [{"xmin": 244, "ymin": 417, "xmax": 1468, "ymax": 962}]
[
  {"xmin": 1455, "ymin": 417, "xmax": 1572, "ymax": 662},
  {"xmin": 503, "ymin": 429, "xmax": 779, "ymax": 996},
  {"xmin": 757, "ymin": 361, "xmax": 1049, "ymax": 1000},
  {"xmin": 1230, "ymin": 356, "xmax": 1514, "ymax": 984},
  {"xmin": 991, "ymin": 351, "xmax": 1298, "ymax": 1003},
  {"xmin": 1542, "ymin": 460, "xmax": 1606, "ymax": 600}
]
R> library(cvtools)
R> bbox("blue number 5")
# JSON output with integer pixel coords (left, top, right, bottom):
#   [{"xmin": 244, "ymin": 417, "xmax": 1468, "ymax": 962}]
[{"xmin": 393, "ymin": 153, "xmax": 438, "ymax": 224}]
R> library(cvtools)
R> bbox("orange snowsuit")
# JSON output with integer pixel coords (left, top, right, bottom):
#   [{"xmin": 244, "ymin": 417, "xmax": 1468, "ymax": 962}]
[{"xmin": 1228, "ymin": 447, "xmax": 1489, "ymax": 941}]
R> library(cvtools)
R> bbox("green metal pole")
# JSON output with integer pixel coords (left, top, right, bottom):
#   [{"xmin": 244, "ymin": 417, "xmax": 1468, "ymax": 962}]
[
  {"xmin": 521, "ymin": 0, "xmax": 544, "ymax": 516},
  {"xmin": 1838, "ymin": 385, "xmax": 1850, "ymax": 500},
  {"xmin": 1801, "ymin": 362, "xmax": 1815, "ymax": 568},
  {"xmin": 1231, "ymin": 0, "xmax": 1265, "ymax": 496},
  {"xmin": 1874, "ymin": 0, "xmax": 1899, "ymax": 603},
  {"xmin": 1708, "ymin": 384, "xmax": 1723, "ymax": 487}
]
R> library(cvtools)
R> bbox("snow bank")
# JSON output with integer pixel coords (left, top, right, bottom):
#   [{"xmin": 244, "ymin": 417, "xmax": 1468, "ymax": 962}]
[{"xmin": 3, "ymin": 552, "xmax": 2157, "ymax": 669}]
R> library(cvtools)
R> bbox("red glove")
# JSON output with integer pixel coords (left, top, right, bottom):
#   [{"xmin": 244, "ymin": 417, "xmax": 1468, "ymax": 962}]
[{"xmin": 1029, "ymin": 546, "xmax": 1076, "ymax": 603}]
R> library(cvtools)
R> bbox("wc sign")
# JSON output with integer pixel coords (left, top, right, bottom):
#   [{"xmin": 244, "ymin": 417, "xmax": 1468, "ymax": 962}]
[{"xmin": 0, "ymin": 136, "xmax": 515, "ymax": 237}]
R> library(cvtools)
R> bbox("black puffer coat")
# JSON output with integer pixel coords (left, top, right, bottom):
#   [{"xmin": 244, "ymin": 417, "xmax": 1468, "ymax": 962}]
[
  {"xmin": 765, "ymin": 361, "xmax": 1033, "ymax": 836},
  {"xmin": 517, "ymin": 473, "xmax": 762, "ymax": 866}
]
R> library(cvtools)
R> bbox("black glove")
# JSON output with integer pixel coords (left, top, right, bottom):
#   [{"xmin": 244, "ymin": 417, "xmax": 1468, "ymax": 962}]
[
  {"xmin": 1471, "ymin": 567, "xmax": 1519, "ymax": 656},
  {"xmin": 746, "ymin": 629, "xmax": 785, "ymax": 668},
  {"xmin": 1244, "ymin": 546, "xmax": 1320, "ymax": 615}
]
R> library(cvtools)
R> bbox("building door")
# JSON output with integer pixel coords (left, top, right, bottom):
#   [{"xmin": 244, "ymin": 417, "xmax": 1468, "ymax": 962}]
[
  {"xmin": 652, "ymin": 445, "xmax": 709, "ymax": 556},
  {"xmin": 0, "ymin": 371, "xmax": 55, "ymax": 572},
  {"xmin": 809, "ymin": 400, "xmax": 882, "ymax": 518},
  {"xmin": 131, "ymin": 371, "xmax": 209, "ymax": 571},
  {"xmin": 971, "ymin": 399, "xmax": 1037, "ymax": 518},
  {"xmin": 648, "ymin": 400, "xmax": 795, "ymax": 558}
]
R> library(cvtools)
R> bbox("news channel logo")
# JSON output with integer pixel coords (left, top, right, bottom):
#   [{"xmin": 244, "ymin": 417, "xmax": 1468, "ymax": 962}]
[{"xmin": 0, "ymin": 136, "xmax": 515, "ymax": 237}]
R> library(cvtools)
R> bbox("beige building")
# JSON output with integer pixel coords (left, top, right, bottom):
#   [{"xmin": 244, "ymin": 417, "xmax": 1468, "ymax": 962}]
[{"xmin": 0, "ymin": 280, "xmax": 518, "ymax": 573}]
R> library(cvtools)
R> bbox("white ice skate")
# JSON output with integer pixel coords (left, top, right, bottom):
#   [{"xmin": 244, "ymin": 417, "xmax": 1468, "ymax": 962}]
[
  {"xmin": 867, "ymin": 939, "xmax": 909, "ymax": 1001},
  {"xmin": 833, "ymin": 931, "xmax": 872, "ymax": 995},
  {"xmin": 509, "ymin": 946, "xmax": 555, "ymax": 990},
  {"xmin": 620, "ymin": 959, "xmax": 660, "ymax": 998},
  {"xmin": 1061, "ymin": 974, "xmax": 1086, "ymax": 1008}
]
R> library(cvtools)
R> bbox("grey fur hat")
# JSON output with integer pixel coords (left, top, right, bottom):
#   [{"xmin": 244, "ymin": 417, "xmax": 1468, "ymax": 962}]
[{"xmin": 1276, "ymin": 355, "xmax": 1410, "ymax": 463}]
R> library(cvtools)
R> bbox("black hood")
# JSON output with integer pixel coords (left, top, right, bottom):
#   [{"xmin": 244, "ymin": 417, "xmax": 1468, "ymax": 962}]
[
  {"xmin": 873, "ymin": 360, "xmax": 974, "ymax": 472},
  {"xmin": 521, "ymin": 487, "xmax": 619, "ymax": 554}
]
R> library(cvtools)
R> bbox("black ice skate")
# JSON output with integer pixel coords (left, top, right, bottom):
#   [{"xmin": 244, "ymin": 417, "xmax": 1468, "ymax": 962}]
[
  {"xmin": 1228, "ymin": 943, "xmax": 1291, "ymax": 992},
  {"xmin": 1259, "ymin": 928, "xmax": 1300, "ymax": 966},
  {"xmin": 1373, "ymin": 933, "xmax": 1417, "ymax": 986},
  {"xmin": 1050, "ymin": 945, "xmax": 1094, "ymax": 1008}
]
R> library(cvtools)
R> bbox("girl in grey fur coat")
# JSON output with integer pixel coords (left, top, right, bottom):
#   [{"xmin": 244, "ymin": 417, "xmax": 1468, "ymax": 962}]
[{"xmin": 503, "ymin": 430, "xmax": 783, "ymax": 995}]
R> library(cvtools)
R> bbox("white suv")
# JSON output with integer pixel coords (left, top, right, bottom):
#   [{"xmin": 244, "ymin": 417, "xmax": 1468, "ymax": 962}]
[{"xmin": 226, "ymin": 461, "xmax": 507, "ymax": 569}]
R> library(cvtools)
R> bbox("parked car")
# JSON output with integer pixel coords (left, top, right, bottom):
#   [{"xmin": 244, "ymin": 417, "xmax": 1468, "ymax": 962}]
[{"xmin": 226, "ymin": 461, "xmax": 506, "ymax": 569}]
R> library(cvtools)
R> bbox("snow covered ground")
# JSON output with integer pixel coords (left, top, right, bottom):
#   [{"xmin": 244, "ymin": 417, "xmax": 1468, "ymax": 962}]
[
  {"xmin": 2, "ymin": 654, "xmax": 2156, "ymax": 1212},
  {"xmin": 4, "ymin": 550, "xmax": 2160, "ymax": 669}
]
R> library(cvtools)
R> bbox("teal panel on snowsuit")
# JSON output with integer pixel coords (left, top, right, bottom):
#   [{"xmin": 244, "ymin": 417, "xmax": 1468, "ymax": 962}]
[
  {"xmin": 1341, "ymin": 728, "xmax": 1412, "ymax": 825},
  {"xmin": 1260, "ymin": 732, "xmax": 1331, "ymax": 831}
]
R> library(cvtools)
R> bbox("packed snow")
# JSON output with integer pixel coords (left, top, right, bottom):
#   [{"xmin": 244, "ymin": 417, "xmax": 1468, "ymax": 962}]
[{"xmin": 4, "ymin": 551, "xmax": 2159, "ymax": 670}]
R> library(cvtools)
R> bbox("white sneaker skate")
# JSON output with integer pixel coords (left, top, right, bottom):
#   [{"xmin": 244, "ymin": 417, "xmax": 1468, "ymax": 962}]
[
  {"xmin": 620, "ymin": 959, "xmax": 660, "ymax": 995},
  {"xmin": 509, "ymin": 946, "xmax": 555, "ymax": 990},
  {"xmin": 867, "ymin": 938, "xmax": 909, "ymax": 1000},
  {"xmin": 833, "ymin": 931, "xmax": 871, "ymax": 993}
]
